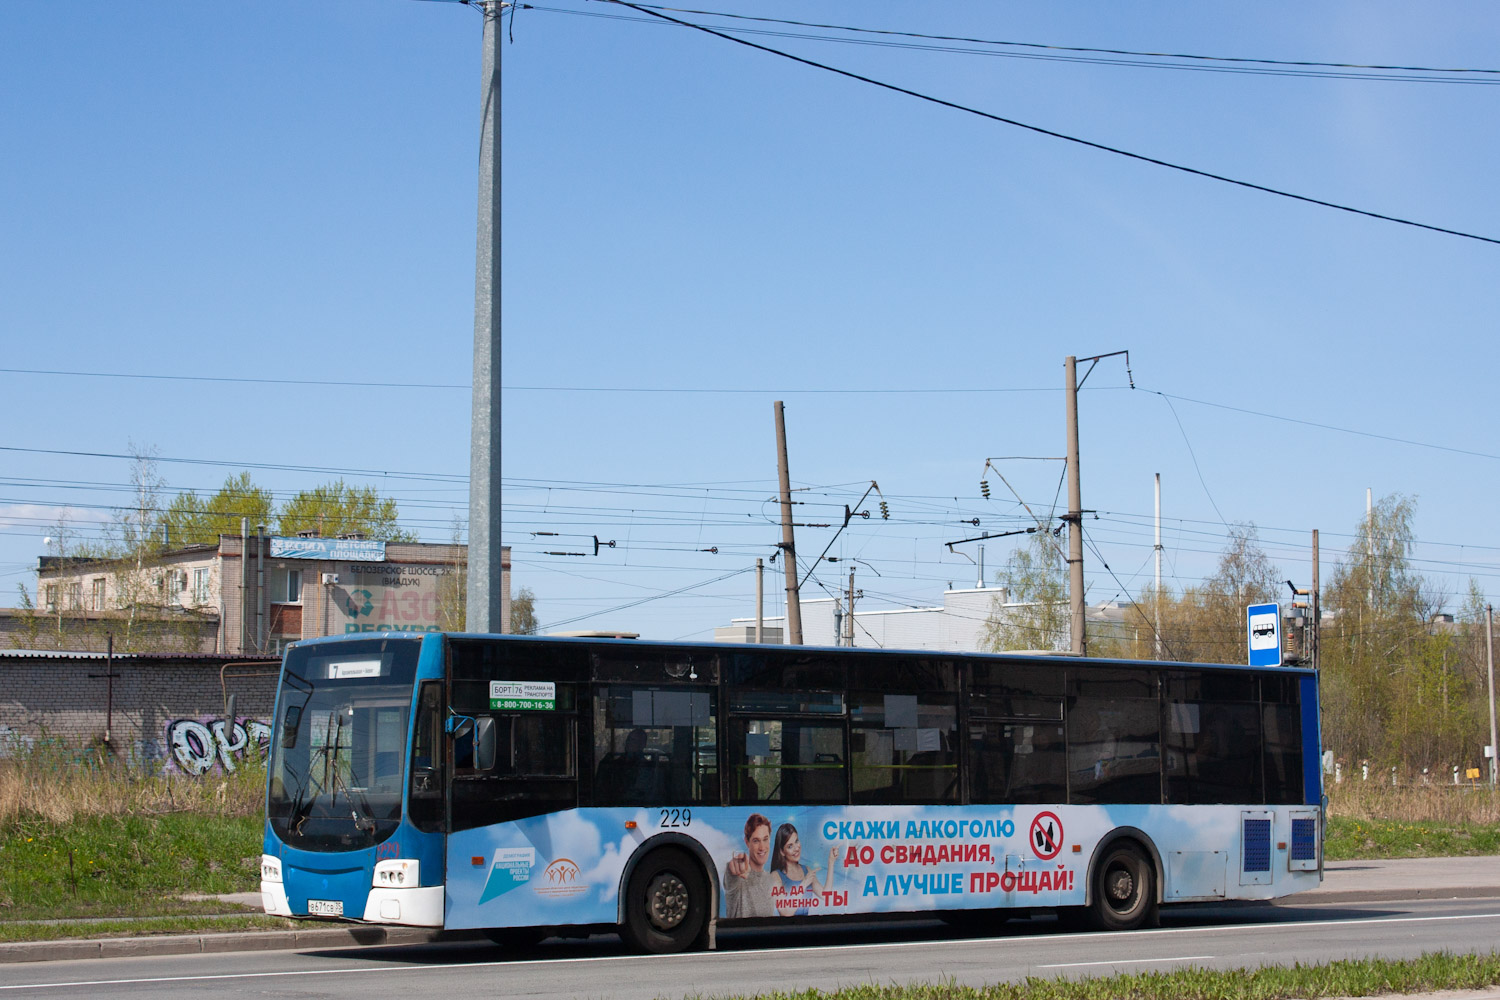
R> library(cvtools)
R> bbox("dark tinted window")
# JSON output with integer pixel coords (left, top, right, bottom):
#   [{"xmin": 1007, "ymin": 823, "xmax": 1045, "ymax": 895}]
[
  {"xmin": 724, "ymin": 650, "xmax": 842, "ymax": 691},
  {"xmin": 971, "ymin": 720, "xmax": 1066, "ymax": 804},
  {"xmin": 1262, "ymin": 699, "xmax": 1304, "ymax": 804},
  {"xmin": 593, "ymin": 648, "xmax": 718, "ymax": 685},
  {"xmin": 850, "ymin": 692, "xmax": 958, "ymax": 804},
  {"xmin": 592, "ymin": 685, "xmax": 719, "ymax": 806},
  {"xmin": 729, "ymin": 718, "xmax": 845, "ymax": 804},
  {"xmin": 1067, "ymin": 669, "xmax": 1161, "ymax": 804},
  {"xmin": 1163, "ymin": 671, "xmax": 1262, "ymax": 804},
  {"xmin": 448, "ymin": 639, "xmax": 580, "ymax": 831},
  {"xmin": 971, "ymin": 662, "xmax": 1066, "ymax": 721},
  {"xmin": 847, "ymin": 655, "xmax": 959, "ymax": 693}
]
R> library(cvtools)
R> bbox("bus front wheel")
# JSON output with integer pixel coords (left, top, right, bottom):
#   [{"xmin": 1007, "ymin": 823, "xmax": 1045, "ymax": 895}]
[
  {"xmin": 1087, "ymin": 843, "xmax": 1156, "ymax": 931},
  {"xmin": 621, "ymin": 848, "xmax": 708, "ymax": 954}
]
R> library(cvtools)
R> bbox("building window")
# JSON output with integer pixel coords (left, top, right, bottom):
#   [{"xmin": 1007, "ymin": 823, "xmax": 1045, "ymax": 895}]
[
  {"xmin": 192, "ymin": 568, "xmax": 211, "ymax": 605},
  {"xmin": 66, "ymin": 582, "xmax": 82, "ymax": 609},
  {"xmin": 43, "ymin": 584, "xmax": 57, "ymax": 612},
  {"xmin": 89, "ymin": 577, "xmax": 106, "ymax": 611},
  {"xmin": 271, "ymin": 568, "xmax": 303, "ymax": 604}
]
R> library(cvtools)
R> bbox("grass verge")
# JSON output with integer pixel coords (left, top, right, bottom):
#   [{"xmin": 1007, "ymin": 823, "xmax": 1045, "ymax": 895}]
[
  {"xmin": 1325, "ymin": 814, "xmax": 1500, "ymax": 860},
  {"xmin": 1324, "ymin": 784, "xmax": 1500, "ymax": 860},
  {"xmin": 0, "ymin": 811, "xmax": 263, "ymax": 921},
  {"xmin": 704, "ymin": 951, "xmax": 1500, "ymax": 999},
  {"xmin": 0, "ymin": 915, "xmax": 294, "ymax": 945}
]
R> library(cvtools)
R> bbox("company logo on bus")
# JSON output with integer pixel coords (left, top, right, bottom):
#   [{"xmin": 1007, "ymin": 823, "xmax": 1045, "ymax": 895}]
[
  {"xmin": 1030, "ymin": 812, "xmax": 1064, "ymax": 860},
  {"xmin": 537, "ymin": 857, "xmax": 588, "ymax": 898}
]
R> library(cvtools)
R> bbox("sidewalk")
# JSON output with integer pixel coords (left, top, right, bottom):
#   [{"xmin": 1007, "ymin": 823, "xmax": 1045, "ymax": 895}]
[
  {"xmin": 3, "ymin": 857, "xmax": 1500, "ymax": 964},
  {"xmin": 1287, "ymin": 856, "xmax": 1500, "ymax": 905}
]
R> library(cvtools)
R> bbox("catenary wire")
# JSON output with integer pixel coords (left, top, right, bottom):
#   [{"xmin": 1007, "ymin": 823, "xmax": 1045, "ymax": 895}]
[{"xmin": 603, "ymin": 0, "xmax": 1500, "ymax": 247}]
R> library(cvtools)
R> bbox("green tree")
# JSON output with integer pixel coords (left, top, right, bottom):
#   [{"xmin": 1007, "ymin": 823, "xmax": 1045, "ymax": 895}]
[
  {"xmin": 982, "ymin": 531, "xmax": 1068, "ymax": 652},
  {"xmin": 276, "ymin": 480, "xmax": 415, "ymax": 541},
  {"xmin": 511, "ymin": 586, "xmax": 538, "ymax": 635},
  {"xmin": 161, "ymin": 471, "xmax": 275, "ymax": 547},
  {"xmin": 434, "ymin": 514, "xmax": 468, "ymax": 631},
  {"xmin": 1319, "ymin": 493, "xmax": 1471, "ymax": 772},
  {"xmin": 1151, "ymin": 523, "xmax": 1283, "ymax": 664}
]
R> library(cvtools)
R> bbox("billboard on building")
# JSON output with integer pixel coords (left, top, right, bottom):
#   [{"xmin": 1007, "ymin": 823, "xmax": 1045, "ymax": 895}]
[
  {"xmin": 332, "ymin": 562, "xmax": 455, "ymax": 634},
  {"xmin": 270, "ymin": 537, "xmax": 387, "ymax": 562}
]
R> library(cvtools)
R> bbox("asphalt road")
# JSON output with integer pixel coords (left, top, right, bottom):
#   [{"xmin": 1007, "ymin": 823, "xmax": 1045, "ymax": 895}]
[{"xmin": 3, "ymin": 897, "xmax": 1499, "ymax": 999}]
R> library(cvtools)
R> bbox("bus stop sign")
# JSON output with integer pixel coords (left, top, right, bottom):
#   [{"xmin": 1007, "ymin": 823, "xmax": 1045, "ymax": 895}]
[{"xmin": 1247, "ymin": 603, "xmax": 1281, "ymax": 666}]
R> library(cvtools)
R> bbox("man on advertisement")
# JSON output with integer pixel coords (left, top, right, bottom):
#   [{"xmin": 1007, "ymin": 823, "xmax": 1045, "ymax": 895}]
[{"xmin": 723, "ymin": 813, "xmax": 777, "ymax": 918}]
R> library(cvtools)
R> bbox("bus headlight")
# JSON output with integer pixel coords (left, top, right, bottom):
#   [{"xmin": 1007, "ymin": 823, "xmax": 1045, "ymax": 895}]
[
  {"xmin": 261, "ymin": 855, "xmax": 282, "ymax": 883},
  {"xmin": 373, "ymin": 859, "xmax": 419, "ymax": 888}
]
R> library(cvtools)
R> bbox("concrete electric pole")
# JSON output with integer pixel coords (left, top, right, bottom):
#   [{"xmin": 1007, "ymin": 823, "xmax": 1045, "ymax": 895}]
[
  {"xmin": 1064, "ymin": 356, "xmax": 1086, "ymax": 655},
  {"xmin": 1062, "ymin": 351, "xmax": 1132, "ymax": 656},
  {"xmin": 466, "ymin": 1, "xmax": 503, "ymax": 632},
  {"xmin": 1487, "ymin": 604, "xmax": 1497, "ymax": 787},
  {"xmin": 1154, "ymin": 472, "xmax": 1162, "ymax": 660},
  {"xmin": 774, "ymin": 401, "xmax": 803, "ymax": 644}
]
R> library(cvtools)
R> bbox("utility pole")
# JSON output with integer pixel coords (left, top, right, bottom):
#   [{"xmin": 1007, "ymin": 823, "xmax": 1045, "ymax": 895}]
[
  {"xmin": 774, "ymin": 401, "xmax": 803, "ymax": 644},
  {"xmin": 1154, "ymin": 473, "xmax": 1162, "ymax": 660},
  {"xmin": 846, "ymin": 567, "xmax": 857, "ymax": 647},
  {"xmin": 1487, "ymin": 604, "xmax": 1497, "ymax": 787},
  {"xmin": 755, "ymin": 557, "xmax": 764, "ymax": 644},
  {"xmin": 1366, "ymin": 487, "xmax": 1374, "ymax": 609},
  {"xmin": 1064, "ymin": 356, "xmax": 1086, "ymax": 655},
  {"xmin": 466, "ymin": 0, "xmax": 503, "ymax": 632}
]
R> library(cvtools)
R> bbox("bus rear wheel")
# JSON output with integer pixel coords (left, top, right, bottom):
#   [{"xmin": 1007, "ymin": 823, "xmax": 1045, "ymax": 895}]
[
  {"xmin": 621, "ymin": 848, "xmax": 708, "ymax": 954},
  {"xmin": 1088, "ymin": 843, "xmax": 1156, "ymax": 931}
]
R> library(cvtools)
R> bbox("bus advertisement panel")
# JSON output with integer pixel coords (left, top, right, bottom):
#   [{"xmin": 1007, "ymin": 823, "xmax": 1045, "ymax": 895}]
[{"xmin": 443, "ymin": 801, "xmax": 1315, "ymax": 929}]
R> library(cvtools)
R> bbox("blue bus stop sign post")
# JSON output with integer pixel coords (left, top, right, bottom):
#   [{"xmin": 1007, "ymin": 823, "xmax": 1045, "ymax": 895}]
[{"xmin": 1247, "ymin": 602, "xmax": 1282, "ymax": 666}]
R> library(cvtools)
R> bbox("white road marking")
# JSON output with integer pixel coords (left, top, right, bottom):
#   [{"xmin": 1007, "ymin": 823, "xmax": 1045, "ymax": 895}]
[
  {"xmin": 3, "ymin": 910, "xmax": 1499, "ymax": 992},
  {"xmin": 1040, "ymin": 955, "xmax": 1212, "ymax": 969}
]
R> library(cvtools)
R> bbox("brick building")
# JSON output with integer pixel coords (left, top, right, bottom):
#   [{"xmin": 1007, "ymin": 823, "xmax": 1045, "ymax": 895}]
[{"xmin": 23, "ymin": 536, "xmax": 510, "ymax": 655}]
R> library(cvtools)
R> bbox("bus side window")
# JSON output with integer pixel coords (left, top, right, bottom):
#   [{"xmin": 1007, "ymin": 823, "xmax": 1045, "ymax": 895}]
[
  {"xmin": 728, "ymin": 718, "xmax": 845, "ymax": 804},
  {"xmin": 1067, "ymin": 668, "xmax": 1161, "ymax": 805},
  {"xmin": 850, "ymin": 691, "xmax": 958, "ymax": 805},
  {"xmin": 1163, "ymin": 671, "xmax": 1264, "ymax": 805},
  {"xmin": 592, "ymin": 685, "xmax": 719, "ymax": 806}
]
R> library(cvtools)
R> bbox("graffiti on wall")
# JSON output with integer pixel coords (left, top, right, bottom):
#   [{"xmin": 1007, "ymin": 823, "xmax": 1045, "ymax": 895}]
[{"xmin": 166, "ymin": 717, "xmax": 271, "ymax": 776}]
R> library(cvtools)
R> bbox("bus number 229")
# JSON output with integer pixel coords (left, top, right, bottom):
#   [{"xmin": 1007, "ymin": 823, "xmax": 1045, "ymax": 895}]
[{"xmin": 659, "ymin": 808, "xmax": 692, "ymax": 828}]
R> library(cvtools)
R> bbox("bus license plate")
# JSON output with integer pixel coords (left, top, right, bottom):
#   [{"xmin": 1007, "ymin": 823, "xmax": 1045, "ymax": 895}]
[{"xmin": 307, "ymin": 899, "xmax": 343, "ymax": 917}]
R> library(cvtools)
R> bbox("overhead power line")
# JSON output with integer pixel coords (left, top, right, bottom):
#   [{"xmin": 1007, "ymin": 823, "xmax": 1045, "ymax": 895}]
[
  {"xmin": 603, "ymin": 0, "xmax": 1500, "ymax": 248},
  {"xmin": 601, "ymin": 3, "xmax": 1500, "ymax": 80},
  {"xmin": 0, "ymin": 368, "xmax": 466, "ymax": 390},
  {"xmin": 1134, "ymin": 387, "xmax": 1500, "ymax": 463},
  {"xmin": 0, "ymin": 367, "xmax": 1066, "ymax": 394},
  {"xmin": 0, "ymin": 446, "xmax": 466, "ymax": 484}
]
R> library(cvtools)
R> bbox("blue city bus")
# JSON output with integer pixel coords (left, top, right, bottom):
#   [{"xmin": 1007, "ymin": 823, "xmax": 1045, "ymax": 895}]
[{"xmin": 261, "ymin": 632, "xmax": 1323, "ymax": 952}]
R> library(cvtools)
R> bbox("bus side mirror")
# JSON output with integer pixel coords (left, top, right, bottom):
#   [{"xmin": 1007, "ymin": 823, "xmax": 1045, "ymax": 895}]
[
  {"xmin": 474, "ymin": 717, "xmax": 497, "ymax": 771},
  {"xmin": 281, "ymin": 705, "xmax": 302, "ymax": 749}
]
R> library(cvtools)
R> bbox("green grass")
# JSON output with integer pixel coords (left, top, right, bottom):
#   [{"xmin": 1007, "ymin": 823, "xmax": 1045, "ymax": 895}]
[
  {"xmin": 0, "ymin": 812, "xmax": 263, "ymax": 922},
  {"xmin": 701, "ymin": 951, "xmax": 1500, "ymax": 999},
  {"xmin": 1324, "ymin": 814, "xmax": 1500, "ymax": 860},
  {"xmin": 0, "ymin": 915, "xmax": 294, "ymax": 944}
]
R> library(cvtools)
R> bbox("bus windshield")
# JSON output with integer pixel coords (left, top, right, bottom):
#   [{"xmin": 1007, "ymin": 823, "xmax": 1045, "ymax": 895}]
[{"xmin": 267, "ymin": 637, "xmax": 421, "ymax": 852}]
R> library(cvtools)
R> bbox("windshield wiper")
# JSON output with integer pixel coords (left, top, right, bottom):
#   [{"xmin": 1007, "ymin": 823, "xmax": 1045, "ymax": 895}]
[{"xmin": 325, "ymin": 704, "xmax": 376, "ymax": 834}]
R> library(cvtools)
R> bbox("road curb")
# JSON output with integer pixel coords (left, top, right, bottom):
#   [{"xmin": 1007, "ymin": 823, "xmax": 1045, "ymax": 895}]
[{"xmin": 1279, "ymin": 886, "xmax": 1500, "ymax": 906}]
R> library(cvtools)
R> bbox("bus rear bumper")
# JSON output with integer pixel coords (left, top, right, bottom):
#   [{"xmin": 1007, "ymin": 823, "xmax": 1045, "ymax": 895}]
[{"xmin": 362, "ymin": 885, "xmax": 444, "ymax": 926}]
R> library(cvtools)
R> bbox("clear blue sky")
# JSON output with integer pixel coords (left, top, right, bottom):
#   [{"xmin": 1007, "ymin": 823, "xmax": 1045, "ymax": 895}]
[{"xmin": 3, "ymin": 1, "xmax": 1498, "ymax": 641}]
